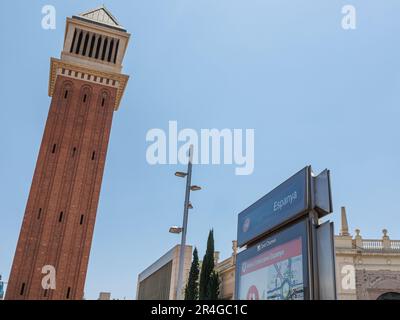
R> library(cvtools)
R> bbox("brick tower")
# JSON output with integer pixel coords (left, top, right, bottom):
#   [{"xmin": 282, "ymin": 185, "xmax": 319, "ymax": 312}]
[{"xmin": 5, "ymin": 7, "xmax": 130, "ymax": 300}]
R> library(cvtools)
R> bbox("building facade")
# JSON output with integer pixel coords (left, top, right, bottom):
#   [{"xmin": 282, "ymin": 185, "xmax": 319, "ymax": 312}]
[
  {"xmin": 137, "ymin": 245, "xmax": 193, "ymax": 300},
  {"xmin": 215, "ymin": 207, "xmax": 400, "ymax": 300},
  {"xmin": 98, "ymin": 292, "xmax": 111, "ymax": 300},
  {"xmin": 6, "ymin": 7, "xmax": 130, "ymax": 300},
  {"xmin": 335, "ymin": 208, "xmax": 400, "ymax": 299}
]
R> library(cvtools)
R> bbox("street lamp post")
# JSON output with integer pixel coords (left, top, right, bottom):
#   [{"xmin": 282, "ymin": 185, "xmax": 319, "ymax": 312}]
[{"xmin": 172, "ymin": 145, "xmax": 201, "ymax": 300}]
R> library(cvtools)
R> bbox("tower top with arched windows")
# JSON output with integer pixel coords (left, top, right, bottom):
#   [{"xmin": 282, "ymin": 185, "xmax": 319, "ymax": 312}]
[{"xmin": 48, "ymin": 6, "xmax": 130, "ymax": 110}]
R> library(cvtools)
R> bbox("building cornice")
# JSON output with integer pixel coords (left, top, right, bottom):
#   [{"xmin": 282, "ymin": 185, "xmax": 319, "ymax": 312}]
[{"xmin": 49, "ymin": 57, "xmax": 129, "ymax": 110}]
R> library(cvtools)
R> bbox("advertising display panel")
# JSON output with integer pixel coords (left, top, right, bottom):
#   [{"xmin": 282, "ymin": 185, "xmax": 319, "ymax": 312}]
[
  {"xmin": 235, "ymin": 219, "xmax": 310, "ymax": 300},
  {"xmin": 237, "ymin": 167, "xmax": 311, "ymax": 247}
]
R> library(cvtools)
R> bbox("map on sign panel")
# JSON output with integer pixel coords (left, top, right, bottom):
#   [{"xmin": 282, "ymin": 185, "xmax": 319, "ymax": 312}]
[{"xmin": 239, "ymin": 238, "xmax": 304, "ymax": 300}]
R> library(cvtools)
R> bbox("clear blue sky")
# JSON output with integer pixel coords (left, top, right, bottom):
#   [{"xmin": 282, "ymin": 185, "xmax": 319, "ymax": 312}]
[{"xmin": 1, "ymin": 1, "xmax": 399, "ymax": 300}]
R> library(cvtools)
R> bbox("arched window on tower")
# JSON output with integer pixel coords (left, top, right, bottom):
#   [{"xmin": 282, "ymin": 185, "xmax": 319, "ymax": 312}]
[{"xmin": 100, "ymin": 92, "xmax": 108, "ymax": 107}]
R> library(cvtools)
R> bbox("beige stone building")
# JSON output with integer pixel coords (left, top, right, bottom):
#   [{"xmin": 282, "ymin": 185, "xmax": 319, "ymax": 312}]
[
  {"xmin": 216, "ymin": 207, "xmax": 400, "ymax": 300},
  {"xmin": 97, "ymin": 292, "xmax": 111, "ymax": 300},
  {"xmin": 335, "ymin": 207, "xmax": 400, "ymax": 299}
]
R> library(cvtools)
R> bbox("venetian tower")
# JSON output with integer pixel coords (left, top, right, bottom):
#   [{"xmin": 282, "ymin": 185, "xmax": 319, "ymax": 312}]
[{"xmin": 6, "ymin": 6, "xmax": 130, "ymax": 300}]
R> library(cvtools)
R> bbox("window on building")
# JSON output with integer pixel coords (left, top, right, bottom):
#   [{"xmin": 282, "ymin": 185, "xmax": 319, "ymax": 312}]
[
  {"xmin": 37, "ymin": 208, "xmax": 42, "ymax": 220},
  {"xmin": 66, "ymin": 287, "xmax": 71, "ymax": 299},
  {"xmin": 82, "ymin": 33, "xmax": 90, "ymax": 56},
  {"xmin": 114, "ymin": 40, "xmax": 119, "ymax": 64},
  {"xmin": 20, "ymin": 283, "xmax": 26, "ymax": 296},
  {"xmin": 75, "ymin": 31, "xmax": 83, "ymax": 54},
  {"xmin": 80, "ymin": 215, "xmax": 84, "ymax": 225},
  {"xmin": 52, "ymin": 144, "xmax": 56, "ymax": 154},
  {"xmin": 70, "ymin": 29, "xmax": 77, "ymax": 53},
  {"xmin": 101, "ymin": 38, "xmax": 108, "ymax": 61},
  {"xmin": 95, "ymin": 36, "xmax": 102, "ymax": 59},
  {"xmin": 108, "ymin": 40, "xmax": 114, "ymax": 62},
  {"xmin": 89, "ymin": 35, "xmax": 96, "ymax": 58},
  {"xmin": 377, "ymin": 292, "xmax": 400, "ymax": 300},
  {"xmin": 59, "ymin": 211, "xmax": 63, "ymax": 222}
]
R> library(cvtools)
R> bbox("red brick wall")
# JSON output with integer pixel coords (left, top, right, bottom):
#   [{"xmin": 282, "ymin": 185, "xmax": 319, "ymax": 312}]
[{"xmin": 6, "ymin": 75, "xmax": 116, "ymax": 300}]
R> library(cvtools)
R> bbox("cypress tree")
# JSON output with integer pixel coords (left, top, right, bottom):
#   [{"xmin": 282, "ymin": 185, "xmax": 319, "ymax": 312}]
[
  {"xmin": 207, "ymin": 271, "xmax": 220, "ymax": 300},
  {"xmin": 184, "ymin": 247, "xmax": 200, "ymax": 300},
  {"xmin": 199, "ymin": 229, "xmax": 215, "ymax": 300}
]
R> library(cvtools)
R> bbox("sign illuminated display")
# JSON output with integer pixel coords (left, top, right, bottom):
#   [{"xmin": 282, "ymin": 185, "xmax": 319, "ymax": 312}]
[
  {"xmin": 236, "ymin": 219, "xmax": 309, "ymax": 300},
  {"xmin": 237, "ymin": 167, "xmax": 310, "ymax": 247}
]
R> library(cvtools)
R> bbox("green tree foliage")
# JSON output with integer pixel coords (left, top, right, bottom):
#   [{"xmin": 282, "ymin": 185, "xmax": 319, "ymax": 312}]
[
  {"xmin": 184, "ymin": 247, "xmax": 200, "ymax": 300},
  {"xmin": 207, "ymin": 271, "xmax": 220, "ymax": 300},
  {"xmin": 199, "ymin": 229, "xmax": 220, "ymax": 300}
]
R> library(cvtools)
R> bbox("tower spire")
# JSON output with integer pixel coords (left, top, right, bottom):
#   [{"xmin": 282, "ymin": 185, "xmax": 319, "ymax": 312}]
[{"xmin": 340, "ymin": 206, "xmax": 350, "ymax": 236}]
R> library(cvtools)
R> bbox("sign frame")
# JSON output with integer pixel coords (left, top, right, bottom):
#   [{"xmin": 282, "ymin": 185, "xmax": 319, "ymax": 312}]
[
  {"xmin": 313, "ymin": 169, "xmax": 333, "ymax": 217},
  {"xmin": 316, "ymin": 221, "xmax": 337, "ymax": 299}
]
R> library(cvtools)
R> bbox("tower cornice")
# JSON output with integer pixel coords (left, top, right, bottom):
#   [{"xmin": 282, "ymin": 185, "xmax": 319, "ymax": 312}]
[{"xmin": 49, "ymin": 57, "xmax": 129, "ymax": 110}]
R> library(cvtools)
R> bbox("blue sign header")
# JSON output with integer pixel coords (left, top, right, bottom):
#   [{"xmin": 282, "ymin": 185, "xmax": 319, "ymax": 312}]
[{"xmin": 237, "ymin": 166, "xmax": 311, "ymax": 247}]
